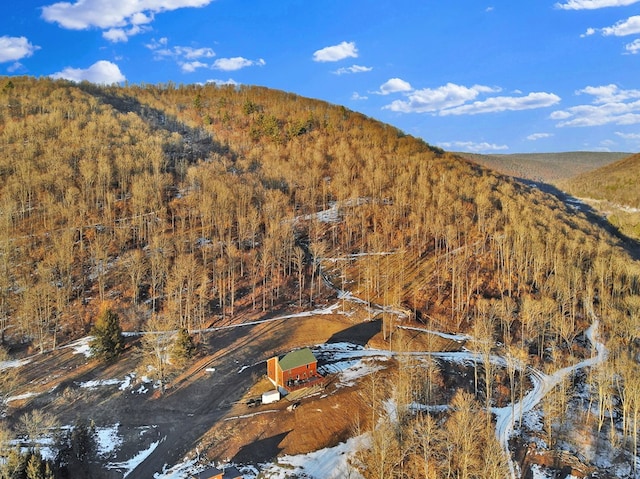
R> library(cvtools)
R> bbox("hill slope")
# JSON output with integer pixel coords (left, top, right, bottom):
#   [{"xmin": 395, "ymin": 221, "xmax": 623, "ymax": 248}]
[
  {"xmin": 559, "ymin": 152, "xmax": 640, "ymax": 208},
  {"xmin": 0, "ymin": 77, "xmax": 638, "ymax": 479},
  {"xmin": 558, "ymin": 153, "xmax": 640, "ymax": 240},
  {"xmin": 458, "ymin": 151, "xmax": 630, "ymax": 183}
]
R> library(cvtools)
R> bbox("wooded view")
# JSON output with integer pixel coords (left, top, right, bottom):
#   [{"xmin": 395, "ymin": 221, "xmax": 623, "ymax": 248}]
[{"xmin": 0, "ymin": 76, "xmax": 638, "ymax": 478}]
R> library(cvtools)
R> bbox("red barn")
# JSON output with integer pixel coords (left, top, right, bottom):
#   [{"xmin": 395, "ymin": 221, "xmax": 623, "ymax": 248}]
[{"xmin": 266, "ymin": 347, "xmax": 322, "ymax": 391}]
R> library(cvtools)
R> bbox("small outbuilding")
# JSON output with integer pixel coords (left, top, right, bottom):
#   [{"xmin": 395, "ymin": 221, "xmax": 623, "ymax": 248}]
[
  {"xmin": 192, "ymin": 465, "xmax": 243, "ymax": 479},
  {"xmin": 266, "ymin": 347, "xmax": 323, "ymax": 392},
  {"xmin": 262, "ymin": 389, "xmax": 280, "ymax": 404}
]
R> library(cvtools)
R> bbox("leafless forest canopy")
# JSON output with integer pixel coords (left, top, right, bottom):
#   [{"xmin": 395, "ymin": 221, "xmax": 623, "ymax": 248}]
[{"xmin": 0, "ymin": 76, "xmax": 639, "ymax": 478}]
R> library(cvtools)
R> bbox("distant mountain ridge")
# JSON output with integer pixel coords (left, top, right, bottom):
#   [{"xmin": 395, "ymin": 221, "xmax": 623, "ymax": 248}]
[{"xmin": 457, "ymin": 151, "xmax": 632, "ymax": 184}]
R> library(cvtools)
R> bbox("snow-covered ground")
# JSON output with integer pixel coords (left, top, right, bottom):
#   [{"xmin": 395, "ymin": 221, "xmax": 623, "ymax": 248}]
[
  {"xmin": 397, "ymin": 325, "xmax": 472, "ymax": 342},
  {"xmin": 65, "ymin": 336, "xmax": 94, "ymax": 357},
  {"xmin": 493, "ymin": 320, "xmax": 608, "ymax": 479},
  {"xmin": 153, "ymin": 436, "xmax": 367, "ymax": 479},
  {"xmin": 257, "ymin": 435, "xmax": 367, "ymax": 479}
]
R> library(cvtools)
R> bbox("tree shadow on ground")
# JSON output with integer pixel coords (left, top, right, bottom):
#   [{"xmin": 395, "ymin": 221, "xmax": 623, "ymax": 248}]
[
  {"xmin": 326, "ymin": 319, "xmax": 381, "ymax": 346},
  {"xmin": 232, "ymin": 430, "xmax": 292, "ymax": 464}
]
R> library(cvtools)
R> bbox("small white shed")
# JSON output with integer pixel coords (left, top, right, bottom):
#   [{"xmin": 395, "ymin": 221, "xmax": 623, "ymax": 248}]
[{"xmin": 262, "ymin": 389, "xmax": 280, "ymax": 404}]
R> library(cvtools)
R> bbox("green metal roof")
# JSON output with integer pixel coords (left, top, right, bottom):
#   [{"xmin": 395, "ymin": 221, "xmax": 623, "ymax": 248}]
[{"xmin": 278, "ymin": 347, "xmax": 316, "ymax": 371}]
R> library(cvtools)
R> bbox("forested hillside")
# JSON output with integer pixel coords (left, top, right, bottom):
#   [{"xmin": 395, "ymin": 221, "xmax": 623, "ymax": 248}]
[
  {"xmin": 0, "ymin": 77, "xmax": 639, "ymax": 478},
  {"xmin": 559, "ymin": 153, "xmax": 640, "ymax": 240}
]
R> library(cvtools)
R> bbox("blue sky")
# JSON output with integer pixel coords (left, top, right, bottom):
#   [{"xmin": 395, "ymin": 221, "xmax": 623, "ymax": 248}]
[{"xmin": 1, "ymin": 0, "xmax": 640, "ymax": 153}]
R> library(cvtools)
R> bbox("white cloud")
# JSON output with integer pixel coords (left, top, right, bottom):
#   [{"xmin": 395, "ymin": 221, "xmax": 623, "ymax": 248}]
[
  {"xmin": 7, "ymin": 62, "xmax": 24, "ymax": 73},
  {"xmin": 147, "ymin": 42, "xmax": 216, "ymax": 60},
  {"xmin": 377, "ymin": 78, "xmax": 413, "ymax": 95},
  {"xmin": 103, "ymin": 28, "xmax": 128, "ymax": 43},
  {"xmin": 51, "ymin": 60, "xmax": 126, "ymax": 84},
  {"xmin": 440, "ymin": 92, "xmax": 561, "ymax": 116},
  {"xmin": 147, "ymin": 39, "xmax": 263, "ymax": 73},
  {"xmin": 42, "ymin": 0, "xmax": 212, "ymax": 41},
  {"xmin": 556, "ymin": 0, "xmax": 640, "ymax": 9},
  {"xmin": 384, "ymin": 82, "xmax": 559, "ymax": 117},
  {"xmin": 616, "ymin": 131, "xmax": 640, "ymax": 139},
  {"xmin": 313, "ymin": 41, "xmax": 358, "ymax": 62},
  {"xmin": 178, "ymin": 47, "xmax": 216, "ymax": 59},
  {"xmin": 333, "ymin": 65, "xmax": 372, "ymax": 75},
  {"xmin": 384, "ymin": 83, "xmax": 503, "ymax": 113},
  {"xmin": 601, "ymin": 15, "xmax": 640, "ymax": 36},
  {"xmin": 103, "ymin": 24, "xmax": 149, "ymax": 42},
  {"xmin": 439, "ymin": 141, "xmax": 509, "ymax": 152},
  {"xmin": 626, "ymin": 38, "xmax": 640, "ymax": 53},
  {"xmin": 578, "ymin": 84, "xmax": 640, "ymax": 103},
  {"xmin": 205, "ymin": 78, "xmax": 239, "ymax": 86},
  {"xmin": 146, "ymin": 37, "xmax": 168, "ymax": 49},
  {"xmin": 180, "ymin": 61, "xmax": 208, "ymax": 73},
  {"xmin": 551, "ymin": 84, "xmax": 640, "ymax": 127},
  {"xmin": 0, "ymin": 36, "xmax": 40, "ymax": 63},
  {"xmin": 213, "ymin": 57, "xmax": 265, "ymax": 71},
  {"xmin": 148, "ymin": 40, "xmax": 225, "ymax": 72},
  {"xmin": 351, "ymin": 92, "xmax": 368, "ymax": 101},
  {"xmin": 527, "ymin": 133, "xmax": 554, "ymax": 140}
]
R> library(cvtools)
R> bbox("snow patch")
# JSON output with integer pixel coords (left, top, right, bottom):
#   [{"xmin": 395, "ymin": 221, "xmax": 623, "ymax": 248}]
[
  {"xmin": 96, "ymin": 424, "xmax": 122, "ymax": 457},
  {"xmin": 108, "ymin": 438, "xmax": 163, "ymax": 477},
  {"xmin": 66, "ymin": 336, "xmax": 94, "ymax": 357},
  {"xmin": 0, "ymin": 357, "xmax": 32, "ymax": 371},
  {"xmin": 6, "ymin": 392, "xmax": 37, "ymax": 403},
  {"xmin": 78, "ymin": 378, "xmax": 123, "ymax": 389},
  {"xmin": 259, "ymin": 435, "xmax": 366, "ymax": 479}
]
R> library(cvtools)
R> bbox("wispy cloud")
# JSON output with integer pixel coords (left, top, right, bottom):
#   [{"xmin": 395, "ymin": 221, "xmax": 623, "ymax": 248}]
[
  {"xmin": 616, "ymin": 131, "xmax": 640, "ymax": 139},
  {"xmin": 50, "ymin": 60, "xmax": 125, "ymax": 84},
  {"xmin": 313, "ymin": 41, "xmax": 358, "ymax": 62},
  {"xmin": 147, "ymin": 40, "xmax": 216, "ymax": 60},
  {"xmin": 384, "ymin": 82, "xmax": 497, "ymax": 112},
  {"xmin": 333, "ymin": 65, "xmax": 372, "ymax": 75},
  {"xmin": 213, "ymin": 57, "xmax": 265, "ymax": 71},
  {"xmin": 147, "ymin": 39, "xmax": 263, "ymax": 73},
  {"xmin": 351, "ymin": 92, "xmax": 368, "ymax": 101},
  {"xmin": 381, "ymin": 80, "xmax": 558, "ymax": 116},
  {"xmin": 439, "ymin": 140, "xmax": 509, "ymax": 152},
  {"xmin": 206, "ymin": 78, "xmax": 239, "ymax": 86},
  {"xmin": 584, "ymin": 15, "xmax": 640, "ymax": 37},
  {"xmin": 41, "ymin": 0, "xmax": 213, "ymax": 42},
  {"xmin": 180, "ymin": 61, "xmax": 209, "ymax": 73},
  {"xmin": 440, "ymin": 92, "xmax": 560, "ymax": 115},
  {"xmin": 7, "ymin": 62, "xmax": 24, "ymax": 73},
  {"xmin": 625, "ymin": 38, "xmax": 640, "ymax": 53},
  {"xmin": 0, "ymin": 36, "xmax": 40, "ymax": 63},
  {"xmin": 527, "ymin": 133, "xmax": 554, "ymax": 140},
  {"xmin": 556, "ymin": 0, "xmax": 640, "ymax": 9},
  {"xmin": 550, "ymin": 84, "xmax": 640, "ymax": 126}
]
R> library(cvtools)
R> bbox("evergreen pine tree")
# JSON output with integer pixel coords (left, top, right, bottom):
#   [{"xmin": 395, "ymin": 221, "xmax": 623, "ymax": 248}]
[
  {"xmin": 89, "ymin": 307, "xmax": 124, "ymax": 362},
  {"xmin": 171, "ymin": 328, "xmax": 196, "ymax": 366}
]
